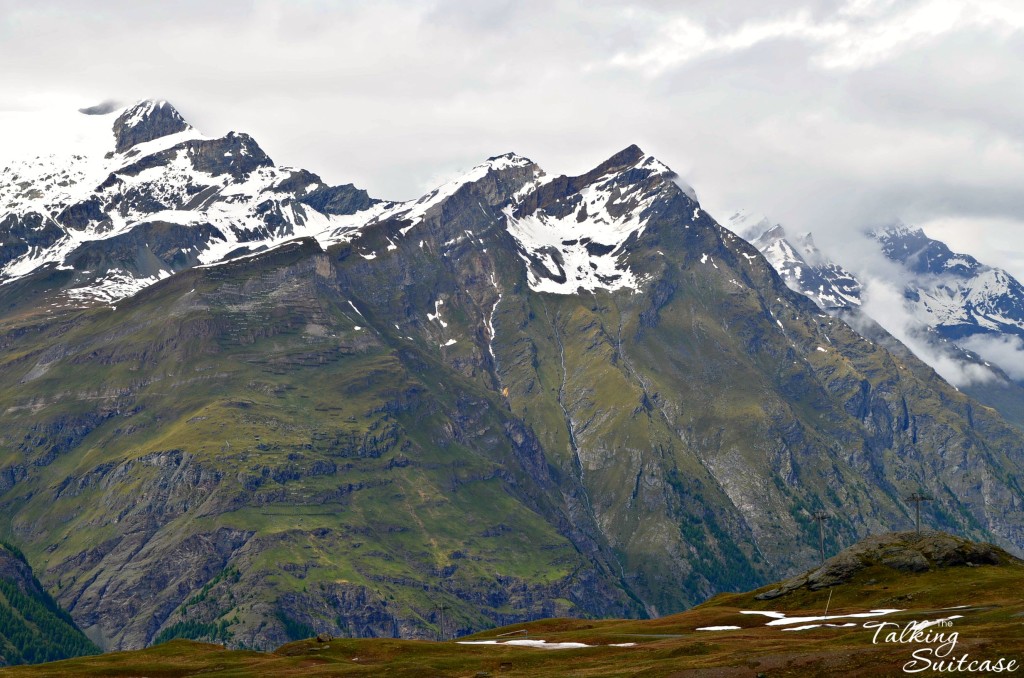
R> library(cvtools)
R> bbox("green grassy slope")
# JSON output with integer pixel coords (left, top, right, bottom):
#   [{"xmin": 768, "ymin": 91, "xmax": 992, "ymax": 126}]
[
  {"xmin": 483, "ymin": 184, "xmax": 1024, "ymax": 615},
  {"xmin": 0, "ymin": 237, "xmax": 638, "ymax": 651}
]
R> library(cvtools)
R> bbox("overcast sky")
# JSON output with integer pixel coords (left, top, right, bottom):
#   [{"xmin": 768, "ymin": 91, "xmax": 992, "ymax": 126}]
[{"xmin": 2, "ymin": 0, "xmax": 1023, "ymax": 279}]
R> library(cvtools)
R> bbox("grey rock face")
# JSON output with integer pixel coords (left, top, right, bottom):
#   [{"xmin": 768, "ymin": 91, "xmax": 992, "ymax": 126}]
[
  {"xmin": 301, "ymin": 183, "xmax": 378, "ymax": 216},
  {"xmin": 0, "ymin": 545, "xmax": 41, "ymax": 596},
  {"xmin": 185, "ymin": 133, "xmax": 274, "ymax": 177},
  {"xmin": 875, "ymin": 225, "xmax": 982, "ymax": 277},
  {"xmin": 113, "ymin": 101, "xmax": 191, "ymax": 153},
  {"xmin": 66, "ymin": 221, "xmax": 226, "ymax": 278},
  {"xmin": 0, "ymin": 212, "xmax": 64, "ymax": 267}
]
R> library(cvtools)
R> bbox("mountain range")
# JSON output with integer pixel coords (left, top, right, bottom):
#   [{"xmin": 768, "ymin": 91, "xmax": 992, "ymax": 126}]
[
  {"xmin": 731, "ymin": 212, "xmax": 1024, "ymax": 429},
  {"xmin": 1, "ymin": 100, "xmax": 1023, "ymax": 652}
]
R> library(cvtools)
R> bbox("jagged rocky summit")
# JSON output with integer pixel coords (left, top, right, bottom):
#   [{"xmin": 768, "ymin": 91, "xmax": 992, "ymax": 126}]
[
  {"xmin": 872, "ymin": 223, "xmax": 1024, "ymax": 341},
  {"xmin": 740, "ymin": 219, "xmax": 862, "ymax": 312},
  {"xmin": 0, "ymin": 99, "xmax": 378, "ymax": 307},
  {"xmin": 733, "ymin": 213, "xmax": 1024, "ymax": 355}
]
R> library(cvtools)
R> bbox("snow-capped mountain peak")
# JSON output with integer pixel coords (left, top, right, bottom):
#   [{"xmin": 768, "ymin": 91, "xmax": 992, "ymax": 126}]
[
  {"xmin": 738, "ymin": 214, "xmax": 1024, "ymax": 395},
  {"xmin": 869, "ymin": 220, "xmax": 920, "ymax": 238},
  {"xmin": 870, "ymin": 225, "xmax": 1024, "ymax": 340},
  {"xmin": 113, "ymin": 100, "xmax": 193, "ymax": 154},
  {"xmin": 485, "ymin": 151, "xmax": 535, "ymax": 171},
  {"xmin": 365, "ymin": 152, "xmax": 542, "ymax": 238},
  {"xmin": 871, "ymin": 221, "xmax": 984, "ymax": 278},
  {"xmin": 0, "ymin": 100, "xmax": 385, "ymax": 306},
  {"xmin": 505, "ymin": 145, "xmax": 684, "ymax": 295},
  {"xmin": 749, "ymin": 223, "xmax": 787, "ymax": 247},
  {"xmin": 739, "ymin": 214, "xmax": 862, "ymax": 311}
]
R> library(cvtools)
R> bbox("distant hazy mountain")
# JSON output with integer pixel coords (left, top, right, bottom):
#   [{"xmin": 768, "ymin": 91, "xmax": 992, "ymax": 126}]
[
  {"xmin": 733, "ymin": 213, "xmax": 1024, "ymax": 429},
  {"xmin": 871, "ymin": 223, "xmax": 1024, "ymax": 342},
  {"xmin": 737, "ymin": 218, "xmax": 862, "ymax": 312}
]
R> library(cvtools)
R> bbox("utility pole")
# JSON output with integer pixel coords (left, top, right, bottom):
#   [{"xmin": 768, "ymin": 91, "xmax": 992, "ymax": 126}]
[
  {"xmin": 905, "ymin": 492, "xmax": 934, "ymax": 533},
  {"xmin": 811, "ymin": 511, "xmax": 829, "ymax": 565},
  {"xmin": 438, "ymin": 604, "xmax": 449, "ymax": 642}
]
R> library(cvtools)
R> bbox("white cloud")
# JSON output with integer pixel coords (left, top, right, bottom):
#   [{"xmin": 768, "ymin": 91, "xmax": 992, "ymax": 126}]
[
  {"xmin": 604, "ymin": 0, "xmax": 1024, "ymax": 75},
  {"xmin": 958, "ymin": 334, "xmax": 1024, "ymax": 381},
  {"xmin": 606, "ymin": 11, "xmax": 844, "ymax": 76},
  {"xmin": 856, "ymin": 276, "xmax": 1000, "ymax": 387}
]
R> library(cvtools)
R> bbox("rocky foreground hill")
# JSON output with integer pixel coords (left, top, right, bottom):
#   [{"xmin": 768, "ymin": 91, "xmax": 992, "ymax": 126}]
[{"xmin": 0, "ymin": 101, "xmax": 1023, "ymax": 651}]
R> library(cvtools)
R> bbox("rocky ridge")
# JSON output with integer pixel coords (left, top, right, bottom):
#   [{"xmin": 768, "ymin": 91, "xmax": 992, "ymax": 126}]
[
  {"xmin": 872, "ymin": 223, "xmax": 1024, "ymax": 341},
  {"xmin": 0, "ymin": 100, "xmax": 388, "ymax": 308}
]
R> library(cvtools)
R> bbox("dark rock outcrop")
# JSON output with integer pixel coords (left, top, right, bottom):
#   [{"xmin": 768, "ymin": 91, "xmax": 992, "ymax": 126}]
[
  {"xmin": 113, "ymin": 101, "xmax": 191, "ymax": 153},
  {"xmin": 301, "ymin": 183, "xmax": 378, "ymax": 215},
  {"xmin": 756, "ymin": 531, "xmax": 1014, "ymax": 600},
  {"xmin": 0, "ymin": 212, "xmax": 64, "ymax": 267}
]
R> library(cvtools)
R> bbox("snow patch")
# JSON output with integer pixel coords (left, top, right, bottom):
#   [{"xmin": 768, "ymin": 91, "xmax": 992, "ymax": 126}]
[
  {"xmin": 458, "ymin": 639, "xmax": 592, "ymax": 650},
  {"xmin": 427, "ymin": 299, "xmax": 448, "ymax": 327},
  {"xmin": 504, "ymin": 153, "xmax": 674, "ymax": 295}
]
